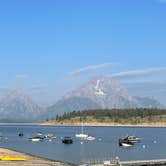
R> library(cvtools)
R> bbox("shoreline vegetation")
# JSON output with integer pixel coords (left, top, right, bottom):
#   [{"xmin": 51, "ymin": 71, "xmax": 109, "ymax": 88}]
[{"xmin": 43, "ymin": 108, "xmax": 166, "ymax": 127}]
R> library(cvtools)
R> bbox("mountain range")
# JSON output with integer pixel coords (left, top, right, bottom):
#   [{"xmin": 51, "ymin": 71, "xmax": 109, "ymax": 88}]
[
  {"xmin": 46, "ymin": 77, "xmax": 163, "ymax": 118},
  {"xmin": 0, "ymin": 90, "xmax": 44, "ymax": 122},
  {"xmin": 0, "ymin": 77, "xmax": 163, "ymax": 122}
]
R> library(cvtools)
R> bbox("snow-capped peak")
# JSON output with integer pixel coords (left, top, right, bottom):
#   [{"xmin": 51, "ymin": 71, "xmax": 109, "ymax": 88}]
[{"xmin": 94, "ymin": 80, "xmax": 106, "ymax": 96}]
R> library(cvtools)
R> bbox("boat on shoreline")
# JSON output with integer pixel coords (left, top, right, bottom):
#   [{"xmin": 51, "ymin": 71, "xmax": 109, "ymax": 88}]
[{"xmin": 0, "ymin": 156, "xmax": 26, "ymax": 161}]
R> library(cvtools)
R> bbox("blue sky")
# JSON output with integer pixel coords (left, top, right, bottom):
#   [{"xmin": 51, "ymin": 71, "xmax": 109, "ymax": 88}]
[{"xmin": 0, "ymin": 0, "xmax": 166, "ymax": 105}]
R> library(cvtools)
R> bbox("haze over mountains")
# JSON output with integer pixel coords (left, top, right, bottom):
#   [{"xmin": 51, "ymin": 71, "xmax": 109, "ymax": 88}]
[
  {"xmin": 0, "ymin": 77, "xmax": 163, "ymax": 122},
  {"xmin": 0, "ymin": 90, "xmax": 44, "ymax": 122},
  {"xmin": 47, "ymin": 77, "xmax": 162, "ymax": 118}
]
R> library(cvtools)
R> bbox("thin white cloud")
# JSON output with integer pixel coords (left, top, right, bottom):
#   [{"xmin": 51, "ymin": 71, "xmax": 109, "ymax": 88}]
[
  {"xmin": 16, "ymin": 74, "xmax": 28, "ymax": 79},
  {"xmin": 111, "ymin": 67, "xmax": 166, "ymax": 78},
  {"xmin": 69, "ymin": 63, "xmax": 115, "ymax": 77}
]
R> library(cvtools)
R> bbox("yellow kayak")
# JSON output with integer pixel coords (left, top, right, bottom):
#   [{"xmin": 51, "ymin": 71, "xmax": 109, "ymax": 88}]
[{"xmin": 0, "ymin": 156, "xmax": 26, "ymax": 161}]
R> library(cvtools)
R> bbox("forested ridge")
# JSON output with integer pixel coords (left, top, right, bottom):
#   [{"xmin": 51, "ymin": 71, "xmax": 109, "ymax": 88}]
[{"xmin": 49, "ymin": 108, "xmax": 166, "ymax": 125}]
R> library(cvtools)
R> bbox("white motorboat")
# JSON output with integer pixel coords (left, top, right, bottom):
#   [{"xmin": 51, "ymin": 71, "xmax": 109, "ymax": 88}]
[
  {"xmin": 75, "ymin": 133, "xmax": 88, "ymax": 138},
  {"xmin": 84, "ymin": 135, "xmax": 95, "ymax": 141},
  {"xmin": 29, "ymin": 136, "xmax": 44, "ymax": 142},
  {"xmin": 45, "ymin": 134, "xmax": 56, "ymax": 139}
]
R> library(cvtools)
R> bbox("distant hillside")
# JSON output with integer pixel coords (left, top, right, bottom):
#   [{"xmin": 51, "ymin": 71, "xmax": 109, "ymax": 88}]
[
  {"xmin": 46, "ymin": 96, "xmax": 101, "ymax": 119},
  {"xmin": 0, "ymin": 90, "xmax": 44, "ymax": 122},
  {"xmin": 45, "ymin": 108, "xmax": 166, "ymax": 126},
  {"xmin": 46, "ymin": 77, "xmax": 163, "ymax": 118}
]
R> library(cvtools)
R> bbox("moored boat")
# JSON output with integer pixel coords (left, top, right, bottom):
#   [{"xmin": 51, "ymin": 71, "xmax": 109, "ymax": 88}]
[
  {"xmin": 29, "ymin": 136, "xmax": 44, "ymax": 142},
  {"xmin": 0, "ymin": 132, "xmax": 3, "ymax": 140},
  {"xmin": 62, "ymin": 137, "xmax": 73, "ymax": 144},
  {"xmin": 84, "ymin": 135, "xmax": 95, "ymax": 141},
  {"xmin": 44, "ymin": 134, "xmax": 56, "ymax": 139},
  {"xmin": 75, "ymin": 133, "xmax": 88, "ymax": 138},
  {"xmin": 75, "ymin": 123, "xmax": 88, "ymax": 138},
  {"xmin": 119, "ymin": 138, "xmax": 134, "ymax": 147},
  {"xmin": 18, "ymin": 132, "xmax": 24, "ymax": 137},
  {"xmin": 37, "ymin": 132, "xmax": 43, "ymax": 136},
  {"xmin": 125, "ymin": 135, "xmax": 141, "ymax": 143}
]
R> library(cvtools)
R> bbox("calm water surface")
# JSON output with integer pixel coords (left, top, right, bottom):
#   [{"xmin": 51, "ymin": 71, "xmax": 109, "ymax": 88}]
[{"xmin": 0, "ymin": 125, "xmax": 166, "ymax": 164}]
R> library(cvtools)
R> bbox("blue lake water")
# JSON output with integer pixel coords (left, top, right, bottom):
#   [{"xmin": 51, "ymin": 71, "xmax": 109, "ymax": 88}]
[{"xmin": 0, "ymin": 125, "xmax": 166, "ymax": 164}]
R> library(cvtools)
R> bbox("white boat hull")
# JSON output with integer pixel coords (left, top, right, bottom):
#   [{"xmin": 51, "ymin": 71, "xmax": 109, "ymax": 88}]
[
  {"xmin": 29, "ymin": 137, "xmax": 44, "ymax": 142},
  {"xmin": 75, "ymin": 134, "xmax": 88, "ymax": 138},
  {"xmin": 31, "ymin": 138, "xmax": 42, "ymax": 142},
  {"xmin": 84, "ymin": 136, "xmax": 95, "ymax": 141},
  {"xmin": 121, "ymin": 143, "xmax": 133, "ymax": 147}
]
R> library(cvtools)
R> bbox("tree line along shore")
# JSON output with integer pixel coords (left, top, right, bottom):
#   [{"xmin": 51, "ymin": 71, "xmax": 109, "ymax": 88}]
[{"xmin": 44, "ymin": 108, "xmax": 166, "ymax": 126}]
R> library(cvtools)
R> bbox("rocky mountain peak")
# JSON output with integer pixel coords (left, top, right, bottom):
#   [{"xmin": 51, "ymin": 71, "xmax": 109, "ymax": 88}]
[
  {"xmin": 0, "ymin": 90, "xmax": 44, "ymax": 122},
  {"xmin": 46, "ymin": 76, "xmax": 163, "ymax": 117},
  {"xmin": 63, "ymin": 76, "xmax": 137, "ymax": 109}
]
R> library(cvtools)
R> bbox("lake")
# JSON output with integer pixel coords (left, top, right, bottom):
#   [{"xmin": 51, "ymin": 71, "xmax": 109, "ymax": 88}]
[{"xmin": 0, "ymin": 125, "xmax": 166, "ymax": 164}]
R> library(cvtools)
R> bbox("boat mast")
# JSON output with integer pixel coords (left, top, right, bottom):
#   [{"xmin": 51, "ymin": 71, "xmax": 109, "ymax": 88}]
[{"xmin": 81, "ymin": 122, "xmax": 84, "ymax": 134}]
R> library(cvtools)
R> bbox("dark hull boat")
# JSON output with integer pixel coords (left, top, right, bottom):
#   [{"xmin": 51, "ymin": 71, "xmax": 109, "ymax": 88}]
[
  {"xmin": 62, "ymin": 137, "xmax": 73, "ymax": 144},
  {"xmin": 18, "ymin": 132, "xmax": 24, "ymax": 137},
  {"xmin": 119, "ymin": 138, "xmax": 134, "ymax": 147}
]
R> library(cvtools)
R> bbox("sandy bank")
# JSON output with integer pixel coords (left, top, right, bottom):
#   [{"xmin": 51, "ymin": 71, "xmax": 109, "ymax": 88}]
[
  {"xmin": 0, "ymin": 148, "xmax": 74, "ymax": 166},
  {"xmin": 42, "ymin": 122, "xmax": 166, "ymax": 127}
]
